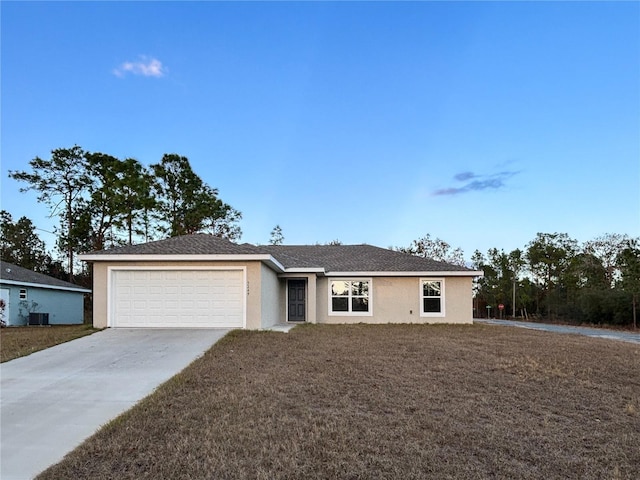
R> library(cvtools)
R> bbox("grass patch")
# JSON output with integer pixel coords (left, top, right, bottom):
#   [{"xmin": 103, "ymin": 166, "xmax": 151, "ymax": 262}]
[
  {"xmin": 38, "ymin": 324, "xmax": 639, "ymax": 479},
  {"xmin": 1, "ymin": 324, "xmax": 99, "ymax": 363}
]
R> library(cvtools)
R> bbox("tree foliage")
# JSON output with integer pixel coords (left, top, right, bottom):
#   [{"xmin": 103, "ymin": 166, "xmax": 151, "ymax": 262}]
[
  {"xmin": 0, "ymin": 210, "xmax": 67, "ymax": 279},
  {"xmin": 617, "ymin": 239, "xmax": 640, "ymax": 328},
  {"xmin": 0, "ymin": 211, "xmax": 48, "ymax": 271},
  {"xmin": 203, "ymin": 203, "xmax": 243, "ymax": 242},
  {"xmin": 7, "ymin": 146, "xmax": 242, "ymax": 276},
  {"xmin": 269, "ymin": 225, "xmax": 284, "ymax": 245},
  {"xmin": 526, "ymin": 233, "xmax": 578, "ymax": 291},
  {"xmin": 151, "ymin": 154, "xmax": 241, "ymax": 239},
  {"xmin": 81, "ymin": 154, "xmax": 157, "ymax": 250},
  {"xmin": 526, "ymin": 233, "xmax": 579, "ymax": 319},
  {"xmin": 583, "ymin": 233, "xmax": 630, "ymax": 287},
  {"xmin": 9, "ymin": 146, "xmax": 91, "ymax": 280},
  {"xmin": 399, "ymin": 234, "xmax": 466, "ymax": 266}
]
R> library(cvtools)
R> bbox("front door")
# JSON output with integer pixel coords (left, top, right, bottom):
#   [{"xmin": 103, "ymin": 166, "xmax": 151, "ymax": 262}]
[{"xmin": 288, "ymin": 280, "xmax": 306, "ymax": 322}]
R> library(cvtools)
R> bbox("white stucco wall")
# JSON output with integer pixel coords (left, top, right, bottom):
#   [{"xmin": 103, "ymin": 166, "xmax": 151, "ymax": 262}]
[
  {"xmin": 260, "ymin": 263, "xmax": 282, "ymax": 328},
  {"xmin": 316, "ymin": 276, "xmax": 473, "ymax": 324}
]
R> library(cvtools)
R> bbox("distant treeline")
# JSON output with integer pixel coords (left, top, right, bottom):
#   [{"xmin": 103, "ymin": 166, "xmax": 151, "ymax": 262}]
[{"xmin": 398, "ymin": 233, "xmax": 640, "ymax": 327}]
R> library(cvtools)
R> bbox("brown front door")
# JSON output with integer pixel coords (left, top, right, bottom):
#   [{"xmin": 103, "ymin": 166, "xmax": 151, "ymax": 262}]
[{"xmin": 288, "ymin": 280, "xmax": 306, "ymax": 322}]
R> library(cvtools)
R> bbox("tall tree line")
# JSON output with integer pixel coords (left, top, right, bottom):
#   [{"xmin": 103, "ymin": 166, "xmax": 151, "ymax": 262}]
[
  {"xmin": 398, "ymin": 232, "xmax": 640, "ymax": 327},
  {"xmin": 470, "ymin": 233, "xmax": 639, "ymax": 327},
  {"xmin": 7, "ymin": 146, "xmax": 242, "ymax": 280}
]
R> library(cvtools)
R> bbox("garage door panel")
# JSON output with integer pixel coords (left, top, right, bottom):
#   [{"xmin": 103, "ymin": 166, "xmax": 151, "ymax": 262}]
[
  {"xmin": 131, "ymin": 271, "xmax": 148, "ymax": 281},
  {"xmin": 194, "ymin": 285, "xmax": 209, "ymax": 295},
  {"xmin": 112, "ymin": 269, "xmax": 244, "ymax": 328}
]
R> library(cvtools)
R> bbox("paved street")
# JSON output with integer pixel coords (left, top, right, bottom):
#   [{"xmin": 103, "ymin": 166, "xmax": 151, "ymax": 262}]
[{"xmin": 475, "ymin": 318, "xmax": 640, "ymax": 344}]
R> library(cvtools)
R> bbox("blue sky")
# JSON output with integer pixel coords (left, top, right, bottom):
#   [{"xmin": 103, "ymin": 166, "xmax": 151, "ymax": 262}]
[{"xmin": 2, "ymin": 1, "xmax": 639, "ymax": 259}]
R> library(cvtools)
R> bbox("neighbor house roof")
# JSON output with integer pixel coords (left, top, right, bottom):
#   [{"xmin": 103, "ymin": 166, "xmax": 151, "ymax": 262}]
[
  {"xmin": 80, "ymin": 234, "xmax": 481, "ymax": 276},
  {"xmin": 0, "ymin": 261, "xmax": 91, "ymax": 293}
]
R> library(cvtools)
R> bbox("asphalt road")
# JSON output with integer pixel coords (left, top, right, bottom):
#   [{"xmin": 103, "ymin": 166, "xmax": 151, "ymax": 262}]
[{"xmin": 475, "ymin": 318, "xmax": 640, "ymax": 344}]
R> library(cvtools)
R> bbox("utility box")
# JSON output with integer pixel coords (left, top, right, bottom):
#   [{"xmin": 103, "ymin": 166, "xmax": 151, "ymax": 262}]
[{"xmin": 28, "ymin": 313, "xmax": 49, "ymax": 326}]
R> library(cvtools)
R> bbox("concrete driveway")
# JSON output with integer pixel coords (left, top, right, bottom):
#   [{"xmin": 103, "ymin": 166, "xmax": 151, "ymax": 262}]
[
  {"xmin": 476, "ymin": 318, "xmax": 640, "ymax": 344},
  {"xmin": 0, "ymin": 328, "xmax": 230, "ymax": 480}
]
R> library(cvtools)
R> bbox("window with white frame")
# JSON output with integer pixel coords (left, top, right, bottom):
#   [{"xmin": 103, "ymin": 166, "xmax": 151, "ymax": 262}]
[
  {"xmin": 421, "ymin": 279, "xmax": 444, "ymax": 316},
  {"xmin": 19, "ymin": 288, "xmax": 27, "ymax": 300},
  {"xmin": 329, "ymin": 279, "xmax": 371, "ymax": 315}
]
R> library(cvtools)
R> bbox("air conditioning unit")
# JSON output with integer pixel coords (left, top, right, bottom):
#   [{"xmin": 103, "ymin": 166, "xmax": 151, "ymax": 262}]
[{"xmin": 28, "ymin": 313, "xmax": 49, "ymax": 326}]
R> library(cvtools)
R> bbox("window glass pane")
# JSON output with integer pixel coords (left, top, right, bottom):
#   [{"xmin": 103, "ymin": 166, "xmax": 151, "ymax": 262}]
[
  {"xmin": 423, "ymin": 281, "xmax": 441, "ymax": 297},
  {"xmin": 331, "ymin": 281, "xmax": 349, "ymax": 296},
  {"xmin": 351, "ymin": 281, "xmax": 369, "ymax": 296},
  {"xmin": 423, "ymin": 298, "xmax": 441, "ymax": 313},
  {"xmin": 352, "ymin": 297, "xmax": 369, "ymax": 312},
  {"xmin": 332, "ymin": 297, "xmax": 349, "ymax": 312}
]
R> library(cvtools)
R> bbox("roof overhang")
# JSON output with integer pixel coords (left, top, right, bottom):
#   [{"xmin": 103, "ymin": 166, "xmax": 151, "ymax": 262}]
[
  {"xmin": 281, "ymin": 267, "xmax": 326, "ymax": 274},
  {"xmin": 0, "ymin": 279, "xmax": 91, "ymax": 293},
  {"xmin": 325, "ymin": 270, "xmax": 484, "ymax": 277},
  {"xmin": 78, "ymin": 253, "xmax": 287, "ymax": 273}
]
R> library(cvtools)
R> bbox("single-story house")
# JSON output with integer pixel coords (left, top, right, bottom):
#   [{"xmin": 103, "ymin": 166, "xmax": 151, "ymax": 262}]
[
  {"xmin": 80, "ymin": 234, "xmax": 482, "ymax": 329},
  {"xmin": 0, "ymin": 261, "xmax": 91, "ymax": 326}
]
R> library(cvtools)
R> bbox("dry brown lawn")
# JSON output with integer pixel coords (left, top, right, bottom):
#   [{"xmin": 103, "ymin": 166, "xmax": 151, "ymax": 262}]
[
  {"xmin": 38, "ymin": 324, "xmax": 639, "ymax": 480},
  {"xmin": 0, "ymin": 324, "xmax": 99, "ymax": 363}
]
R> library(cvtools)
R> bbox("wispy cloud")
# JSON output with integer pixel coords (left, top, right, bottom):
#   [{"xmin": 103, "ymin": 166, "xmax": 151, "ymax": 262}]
[
  {"xmin": 433, "ymin": 170, "xmax": 519, "ymax": 196},
  {"xmin": 453, "ymin": 171, "xmax": 477, "ymax": 182},
  {"xmin": 113, "ymin": 56, "xmax": 166, "ymax": 78}
]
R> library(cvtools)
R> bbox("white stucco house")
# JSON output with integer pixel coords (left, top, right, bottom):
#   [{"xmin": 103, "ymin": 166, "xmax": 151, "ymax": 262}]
[{"xmin": 79, "ymin": 234, "xmax": 482, "ymax": 329}]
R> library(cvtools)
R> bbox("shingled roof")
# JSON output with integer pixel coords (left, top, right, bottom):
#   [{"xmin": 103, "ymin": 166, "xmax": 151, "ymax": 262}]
[
  {"xmin": 258, "ymin": 244, "xmax": 468, "ymax": 272},
  {"xmin": 0, "ymin": 261, "xmax": 91, "ymax": 292},
  {"xmin": 83, "ymin": 234, "xmax": 263, "ymax": 256},
  {"xmin": 81, "ymin": 234, "xmax": 475, "ymax": 274}
]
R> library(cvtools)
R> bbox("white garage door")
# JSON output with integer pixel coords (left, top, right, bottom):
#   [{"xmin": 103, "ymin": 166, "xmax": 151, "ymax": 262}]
[{"xmin": 111, "ymin": 269, "xmax": 245, "ymax": 328}]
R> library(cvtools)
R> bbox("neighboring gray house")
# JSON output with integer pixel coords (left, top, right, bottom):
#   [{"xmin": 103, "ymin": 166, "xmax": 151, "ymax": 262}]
[
  {"xmin": 80, "ymin": 234, "xmax": 482, "ymax": 329},
  {"xmin": 0, "ymin": 261, "xmax": 91, "ymax": 326}
]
